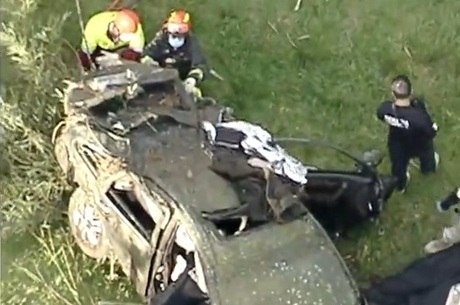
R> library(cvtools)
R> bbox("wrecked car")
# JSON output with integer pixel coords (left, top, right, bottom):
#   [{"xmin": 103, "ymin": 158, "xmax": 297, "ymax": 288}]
[
  {"xmin": 198, "ymin": 122, "xmax": 398, "ymax": 238},
  {"xmin": 52, "ymin": 60, "xmax": 395, "ymax": 304}
]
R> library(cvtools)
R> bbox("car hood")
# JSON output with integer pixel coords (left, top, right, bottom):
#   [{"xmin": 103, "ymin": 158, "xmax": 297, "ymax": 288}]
[{"xmin": 208, "ymin": 215, "xmax": 362, "ymax": 305}]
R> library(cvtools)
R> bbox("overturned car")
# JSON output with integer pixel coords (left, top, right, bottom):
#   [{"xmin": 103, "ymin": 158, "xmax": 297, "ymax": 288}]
[{"xmin": 52, "ymin": 60, "xmax": 397, "ymax": 304}]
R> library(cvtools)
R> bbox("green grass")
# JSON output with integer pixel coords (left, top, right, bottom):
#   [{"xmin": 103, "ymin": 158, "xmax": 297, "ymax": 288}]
[{"xmin": 1, "ymin": 0, "xmax": 460, "ymax": 303}]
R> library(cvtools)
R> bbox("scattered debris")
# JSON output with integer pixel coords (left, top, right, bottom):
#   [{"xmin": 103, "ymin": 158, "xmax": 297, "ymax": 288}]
[
  {"xmin": 297, "ymin": 34, "xmax": 310, "ymax": 41},
  {"xmin": 294, "ymin": 0, "xmax": 303, "ymax": 11},
  {"xmin": 286, "ymin": 33, "xmax": 297, "ymax": 49},
  {"xmin": 267, "ymin": 21, "xmax": 279, "ymax": 34},
  {"xmin": 210, "ymin": 69, "xmax": 225, "ymax": 81},
  {"xmin": 403, "ymin": 45, "xmax": 413, "ymax": 59}
]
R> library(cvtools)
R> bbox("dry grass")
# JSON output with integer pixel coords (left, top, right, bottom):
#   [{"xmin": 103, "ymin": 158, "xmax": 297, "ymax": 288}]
[{"xmin": 0, "ymin": 0, "xmax": 71, "ymax": 237}]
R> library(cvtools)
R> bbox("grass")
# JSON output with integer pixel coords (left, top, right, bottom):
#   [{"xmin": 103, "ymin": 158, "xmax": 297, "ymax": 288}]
[{"xmin": 1, "ymin": 0, "xmax": 460, "ymax": 303}]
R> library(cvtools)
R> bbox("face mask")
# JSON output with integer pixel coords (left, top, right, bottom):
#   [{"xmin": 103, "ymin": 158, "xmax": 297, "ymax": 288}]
[{"xmin": 168, "ymin": 35, "xmax": 185, "ymax": 49}]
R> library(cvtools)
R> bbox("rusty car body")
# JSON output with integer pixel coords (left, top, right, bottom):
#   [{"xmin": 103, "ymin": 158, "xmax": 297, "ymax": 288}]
[{"xmin": 52, "ymin": 60, "xmax": 368, "ymax": 305}]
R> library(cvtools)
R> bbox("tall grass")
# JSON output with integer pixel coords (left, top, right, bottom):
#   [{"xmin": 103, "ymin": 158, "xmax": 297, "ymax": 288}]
[
  {"xmin": 0, "ymin": 0, "xmax": 72, "ymax": 237},
  {"xmin": 1, "ymin": 225, "xmax": 139, "ymax": 305},
  {"xmin": 0, "ymin": 2, "xmax": 144, "ymax": 304}
]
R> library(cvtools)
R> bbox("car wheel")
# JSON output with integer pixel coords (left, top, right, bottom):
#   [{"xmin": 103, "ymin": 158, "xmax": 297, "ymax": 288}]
[{"xmin": 68, "ymin": 187, "xmax": 109, "ymax": 259}]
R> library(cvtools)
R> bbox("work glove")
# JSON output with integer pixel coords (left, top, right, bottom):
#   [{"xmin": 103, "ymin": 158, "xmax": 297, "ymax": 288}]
[
  {"xmin": 140, "ymin": 55, "xmax": 158, "ymax": 66},
  {"xmin": 120, "ymin": 48, "xmax": 141, "ymax": 62},
  {"xmin": 165, "ymin": 57, "xmax": 176, "ymax": 64},
  {"xmin": 99, "ymin": 50, "xmax": 120, "ymax": 60},
  {"xmin": 96, "ymin": 51, "xmax": 121, "ymax": 68},
  {"xmin": 184, "ymin": 77, "xmax": 197, "ymax": 94}
]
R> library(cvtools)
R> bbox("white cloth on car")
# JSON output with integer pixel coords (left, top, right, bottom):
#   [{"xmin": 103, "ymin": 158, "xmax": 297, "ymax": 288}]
[
  {"xmin": 202, "ymin": 120, "xmax": 312, "ymax": 185},
  {"xmin": 445, "ymin": 283, "xmax": 460, "ymax": 305},
  {"xmin": 170, "ymin": 225, "xmax": 208, "ymax": 294}
]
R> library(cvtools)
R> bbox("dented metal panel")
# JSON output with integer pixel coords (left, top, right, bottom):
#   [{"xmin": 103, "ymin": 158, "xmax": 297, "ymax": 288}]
[
  {"xmin": 208, "ymin": 216, "xmax": 361, "ymax": 305},
  {"xmin": 53, "ymin": 62, "xmax": 363, "ymax": 305},
  {"xmin": 127, "ymin": 123, "xmax": 242, "ymax": 213}
]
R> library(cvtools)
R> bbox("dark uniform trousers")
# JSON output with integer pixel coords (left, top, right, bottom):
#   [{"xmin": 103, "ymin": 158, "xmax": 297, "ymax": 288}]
[{"xmin": 389, "ymin": 140, "xmax": 436, "ymax": 190}]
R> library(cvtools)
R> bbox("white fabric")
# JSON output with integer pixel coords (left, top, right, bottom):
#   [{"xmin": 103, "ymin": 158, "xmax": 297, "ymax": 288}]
[
  {"xmin": 202, "ymin": 121, "xmax": 216, "ymax": 144},
  {"xmin": 175, "ymin": 225, "xmax": 195, "ymax": 253},
  {"xmin": 170, "ymin": 254, "xmax": 187, "ymax": 282},
  {"xmin": 445, "ymin": 283, "xmax": 460, "ymax": 305},
  {"xmin": 202, "ymin": 120, "xmax": 310, "ymax": 184},
  {"xmin": 218, "ymin": 121, "xmax": 273, "ymax": 144},
  {"xmin": 191, "ymin": 251, "xmax": 208, "ymax": 293}
]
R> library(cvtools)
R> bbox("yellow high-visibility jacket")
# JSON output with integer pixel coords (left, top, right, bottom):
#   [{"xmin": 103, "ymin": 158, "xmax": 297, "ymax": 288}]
[{"xmin": 81, "ymin": 11, "xmax": 145, "ymax": 54}]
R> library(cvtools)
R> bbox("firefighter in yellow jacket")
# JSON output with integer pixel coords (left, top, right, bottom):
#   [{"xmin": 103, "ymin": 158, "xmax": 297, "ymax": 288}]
[{"xmin": 78, "ymin": 9, "xmax": 145, "ymax": 71}]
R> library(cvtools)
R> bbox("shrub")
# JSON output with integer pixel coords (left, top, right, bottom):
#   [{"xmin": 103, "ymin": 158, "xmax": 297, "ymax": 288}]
[{"xmin": 0, "ymin": 0, "xmax": 72, "ymax": 237}]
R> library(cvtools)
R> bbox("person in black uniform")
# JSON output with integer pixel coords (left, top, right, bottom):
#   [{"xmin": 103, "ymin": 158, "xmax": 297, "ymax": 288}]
[
  {"xmin": 141, "ymin": 9, "xmax": 209, "ymax": 99},
  {"xmin": 376, "ymin": 74, "xmax": 439, "ymax": 192}
]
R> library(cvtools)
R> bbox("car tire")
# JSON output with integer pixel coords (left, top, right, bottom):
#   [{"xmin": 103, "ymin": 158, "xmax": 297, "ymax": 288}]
[{"xmin": 68, "ymin": 187, "xmax": 110, "ymax": 260}]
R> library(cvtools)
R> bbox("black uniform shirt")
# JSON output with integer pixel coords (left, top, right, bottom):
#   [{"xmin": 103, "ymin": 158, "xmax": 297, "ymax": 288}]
[
  {"xmin": 376, "ymin": 98, "xmax": 437, "ymax": 151},
  {"xmin": 143, "ymin": 31, "xmax": 208, "ymax": 81}
]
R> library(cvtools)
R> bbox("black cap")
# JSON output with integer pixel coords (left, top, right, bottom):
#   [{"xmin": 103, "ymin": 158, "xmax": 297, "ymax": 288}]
[{"xmin": 391, "ymin": 74, "xmax": 412, "ymax": 99}]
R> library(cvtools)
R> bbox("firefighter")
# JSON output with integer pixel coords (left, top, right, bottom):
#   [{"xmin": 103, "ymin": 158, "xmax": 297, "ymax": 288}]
[
  {"xmin": 141, "ymin": 9, "xmax": 209, "ymax": 99},
  {"xmin": 78, "ymin": 8, "xmax": 145, "ymax": 71},
  {"xmin": 376, "ymin": 74, "xmax": 439, "ymax": 192}
]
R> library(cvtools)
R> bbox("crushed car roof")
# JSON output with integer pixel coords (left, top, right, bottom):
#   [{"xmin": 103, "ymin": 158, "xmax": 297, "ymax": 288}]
[{"xmin": 126, "ymin": 122, "xmax": 242, "ymax": 213}]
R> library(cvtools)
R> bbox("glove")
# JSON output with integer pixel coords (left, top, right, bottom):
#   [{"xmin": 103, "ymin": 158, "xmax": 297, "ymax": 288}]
[
  {"xmin": 95, "ymin": 50, "xmax": 121, "ymax": 67},
  {"xmin": 120, "ymin": 48, "xmax": 141, "ymax": 62},
  {"xmin": 140, "ymin": 56, "xmax": 158, "ymax": 65},
  {"xmin": 165, "ymin": 57, "xmax": 176, "ymax": 64},
  {"xmin": 184, "ymin": 77, "xmax": 197, "ymax": 94},
  {"xmin": 99, "ymin": 50, "xmax": 120, "ymax": 60}
]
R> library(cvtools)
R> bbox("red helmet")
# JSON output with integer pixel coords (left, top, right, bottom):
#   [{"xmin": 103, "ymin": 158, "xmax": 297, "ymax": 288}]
[{"xmin": 163, "ymin": 9, "xmax": 191, "ymax": 34}]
